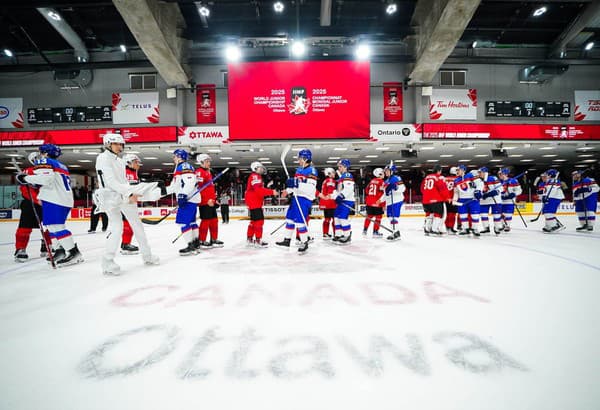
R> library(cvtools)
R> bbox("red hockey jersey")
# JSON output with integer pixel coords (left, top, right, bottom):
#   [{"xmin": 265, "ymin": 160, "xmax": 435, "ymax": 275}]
[
  {"xmin": 365, "ymin": 177, "xmax": 385, "ymax": 207},
  {"xmin": 19, "ymin": 167, "xmax": 41, "ymax": 205},
  {"xmin": 195, "ymin": 167, "xmax": 216, "ymax": 205},
  {"xmin": 319, "ymin": 177, "xmax": 337, "ymax": 209},
  {"xmin": 421, "ymin": 173, "xmax": 449, "ymax": 204},
  {"xmin": 245, "ymin": 172, "xmax": 275, "ymax": 210}
]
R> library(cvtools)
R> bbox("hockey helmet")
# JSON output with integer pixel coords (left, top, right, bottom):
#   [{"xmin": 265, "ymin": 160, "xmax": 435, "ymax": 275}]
[
  {"xmin": 449, "ymin": 166, "xmax": 458, "ymax": 175},
  {"xmin": 103, "ymin": 133, "xmax": 125, "ymax": 146},
  {"xmin": 546, "ymin": 168, "xmax": 558, "ymax": 178},
  {"xmin": 478, "ymin": 166, "xmax": 489, "ymax": 174},
  {"xmin": 196, "ymin": 153, "xmax": 211, "ymax": 164},
  {"xmin": 457, "ymin": 164, "xmax": 468, "ymax": 172},
  {"xmin": 298, "ymin": 149, "xmax": 312, "ymax": 162},
  {"xmin": 28, "ymin": 152, "xmax": 39, "ymax": 165},
  {"xmin": 39, "ymin": 143, "xmax": 61, "ymax": 159},
  {"xmin": 338, "ymin": 158, "xmax": 351, "ymax": 169},
  {"xmin": 384, "ymin": 162, "xmax": 397, "ymax": 173},
  {"xmin": 251, "ymin": 161, "xmax": 265, "ymax": 174},
  {"xmin": 373, "ymin": 168, "xmax": 384, "ymax": 178},
  {"xmin": 173, "ymin": 149, "xmax": 189, "ymax": 161},
  {"xmin": 324, "ymin": 167, "xmax": 336, "ymax": 177},
  {"xmin": 432, "ymin": 164, "xmax": 442, "ymax": 173},
  {"xmin": 123, "ymin": 153, "xmax": 142, "ymax": 165},
  {"xmin": 499, "ymin": 167, "xmax": 511, "ymax": 176}
]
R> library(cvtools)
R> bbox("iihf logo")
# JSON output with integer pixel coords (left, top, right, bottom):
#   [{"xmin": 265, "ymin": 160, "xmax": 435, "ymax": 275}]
[{"xmin": 288, "ymin": 86, "xmax": 310, "ymax": 115}]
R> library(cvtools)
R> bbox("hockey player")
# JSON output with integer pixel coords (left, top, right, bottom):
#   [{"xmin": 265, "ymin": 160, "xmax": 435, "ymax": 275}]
[
  {"xmin": 195, "ymin": 154, "xmax": 223, "ymax": 248},
  {"xmin": 478, "ymin": 166, "xmax": 503, "ymax": 235},
  {"xmin": 421, "ymin": 164, "xmax": 449, "ymax": 235},
  {"xmin": 497, "ymin": 168, "xmax": 522, "ymax": 232},
  {"xmin": 13, "ymin": 152, "xmax": 50, "ymax": 262},
  {"xmin": 538, "ymin": 169, "xmax": 565, "ymax": 233},
  {"xmin": 383, "ymin": 163, "xmax": 404, "ymax": 241},
  {"xmin": 363, "ymin": 167, "xmax": 385, "ymax": 238},
  {"xmin": 454, "ymin": 164, "xmax": 483, "ymax": 236},
  {"xmin": 166, "ymin": 149, "xmax": 201, "ymax": 255},
  {"xmin": 444, "ymin": 167, "xmax": 458, "ymax": 234},
  {"xmin": 572, "ymin": 170, "xmax": 599, "ymax": 231},
  {"xmin": 318, "ymin": 167, "xmax": 337, "ymax": 239},
  {"xmin": 16, "ymin": 144, "xmax": 83, "ymax": 266},
  {"xmin": 245, "ymin": 161, "xmax": 278, "ymax": 247},
  {"xmin": 95, "ymin": 134, "xmax": 160, "ymax": 274},
  {"xmin": 332, "ymin": 159, "xmax": 355, "ymax": 244},
  {"xmin": 119, "ymin": 153, "xmax": 142, "ymax": 255},
  {"xmin": 276, "ymin": 148, "xmax": 318, "ymax": 253}
]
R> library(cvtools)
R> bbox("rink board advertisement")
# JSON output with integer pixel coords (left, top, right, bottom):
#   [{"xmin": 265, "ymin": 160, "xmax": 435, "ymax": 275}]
[
  {"xmin": 369, "ymin": 124, "xmax": 421, "ymax": 142},
  {"xmin": 383, "ymin": 82, "xmax": 403, "ymax": 122},
  {"xmin": 429, "ymin": 89, "xmax": 477, "ymax": 120},
  {"xmin": 196, "ymin": 84, "xmax": 216, "ymax": 124},
  {"xmin": 0, "ymin": 126, "xmax": 176, "ymax": 146},
  {"xmin": 177, "ymin": 126, "xmax": 229, "ymax": 145},
  {"xmin": 112, "ymin": 92, "xmax": 160, "ymax": 124},
  {"xmin": 574, "ymin": 90, "xmax": 600, "ymax": 121},
  {"xmin": 423, "ymin": 123, "xmax": 600, "ymax": 140},
  {"xmin": 0, "ymin": 98, "xmax": 24, "ymax": 128},
  {"xmin": 227, "ymin": 61, "xmax": 370, "ymax": 140}
]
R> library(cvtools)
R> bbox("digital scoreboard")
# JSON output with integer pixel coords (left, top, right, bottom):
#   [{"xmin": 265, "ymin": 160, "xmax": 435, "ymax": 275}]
[
  {"xmin": 485, "ymin": 101, "xmax": 570, "ymax": 118},
  {"xmin": 27, "ymin": 106, "xmax": 112, "ymax": 124}
]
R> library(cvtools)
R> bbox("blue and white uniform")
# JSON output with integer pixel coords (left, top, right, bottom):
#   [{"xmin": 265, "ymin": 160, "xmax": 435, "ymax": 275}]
[
  {"xmin": 25, "ymin": 157, "xmax": 76, "ymax": 250},
  {"xmin": 284, "ymin": 165, "xmax": 318, "ymax": 238},
  {"xmin": 538, "ymin": 174, "xmax": 564, "ymax": 230},
  {"xmin": 166, "ymin": 161, "xmax": 200, "ymax": 243},
  {"xmin": 333, "ymin": 171, "xmax": 355, "ymax": 238},
  {"xmin": 573, "ymin": 176, "xmax": 599, "ymax": 229},
  {"xmin": 454, "ymin": 171, "xmax": 484, "ymax": 233},
  {"xmin": 480, "ymin": 172, "xmax": 503, "ymax": 232},
  {"xmin": 384, "ymin": 174, "xmax": 405, "ymax": 226},
  {"xmin": 500, "ymin": 176, "xmax": 522, "ymax": 228}
]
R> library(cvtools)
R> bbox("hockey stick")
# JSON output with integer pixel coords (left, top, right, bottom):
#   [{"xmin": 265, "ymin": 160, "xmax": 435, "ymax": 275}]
[
  {"xmin": 338, "ymin": 201, "xmax": 395, "ymax": 234},
  {"xmin": 280, "ymin": 145, "xmax": 309, "ymax": 233},
  {"xmin": 12, "ymin": 158, "xmax": 56, "ymax": 269},
  {"xmin": 530, "ymin": 171, "xmax": 560, "ymax": 223},
  {"xmin": 142, "ymin": 167, "xmax": 230, "ymax": 225},
  {"xmin": 512, "ymin": 199, "xmax": 528, "ymax": 228},
  {"xmin": 270, "ymin": 220, "xmax": 287, "ymax": 235}
]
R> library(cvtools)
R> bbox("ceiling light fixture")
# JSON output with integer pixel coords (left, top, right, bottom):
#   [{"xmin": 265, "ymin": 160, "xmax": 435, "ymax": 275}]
[
  {"xmin": 47, "ymin": 10, "xmax": 61, "ymax": 20},
  {"xmin": 120, "ymin": 44, "xmax": 127, "ymax": 53},
  {"xmin": 291, "ymin": 40, "xmax": 306, "ymax": 57},
  {"xmin": 386, "ymin": 3, "xmax": 397, "ymax": 15},
  {"xmin": 585, "ymin": 41, "xmax": 594, "ymax": 51},
  {"xmin": 225, "ymin": 45, "xmax": 241, "ymax": 62},
  {"xmin": 355, "ymin": 44, "xmax": 371, "ymax": 60},
  {"xmin": 533, "ymin": 6, "xmax": 547, "ymax": 17},
  {"xmin": 471, "ymin": 41, "xmax": 478, "ymax": 49},
  {"xmin": 4, "ymin": 49, "xmax": 13, "ymax": 57},
  {"xmin": 198, "ymin": 5, "xmax": 210, "ymax": 17},
  {"xmin": 273, "ymin": 1, "xmax": 284, "ymax": 13}
]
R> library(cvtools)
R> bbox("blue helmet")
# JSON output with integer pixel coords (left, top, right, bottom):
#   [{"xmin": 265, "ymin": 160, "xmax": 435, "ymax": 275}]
[
  {"xmin": 298, "ymin": 149, "xmax": 312, "ymax": 162},
  {"xmin": 338, "ymin": 158, "xmax": 351, "ymax": 169},
  {"xmin": 499, "ymin": 167, "xmax": 511, "ymax": 176},
  {"xmin": 173, "ymin": 149, "xmax": 188, "ymax": 161},
  {"xmin": 546, "ymin": 168, "xmax": 558, "ymax": 178},
  {"xmin": 457, "ymin": 164, "xmax": 467, "ymax": 172},
  {"xmin": 39, "ymin": 143, "xmax": 61, "ymax": 158},
  {"xmin": 385, "ymin": 163, "xmax": 397, "ymax": 173},
  {"xmin": 478, "ymin": 166, "xmax": 488, "ymax": 173}
]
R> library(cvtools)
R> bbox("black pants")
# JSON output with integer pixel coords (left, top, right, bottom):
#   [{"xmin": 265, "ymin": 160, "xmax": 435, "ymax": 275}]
[
  {"xmin": 89, "ymin": 203, "xmax": 108, "ymax": 231},
  {"xmin": 220, "ymin": 204, "xmax": 230, "ymax": 223}
]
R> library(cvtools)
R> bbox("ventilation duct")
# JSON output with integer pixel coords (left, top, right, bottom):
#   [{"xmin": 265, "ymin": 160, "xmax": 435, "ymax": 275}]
[
  {"xmin": 518, "ymin": 65, "xmax": 568, "ymax": 84},
  {"xmin": 37, "ymin": 7, "xmax": 93, "ymax": 89}
]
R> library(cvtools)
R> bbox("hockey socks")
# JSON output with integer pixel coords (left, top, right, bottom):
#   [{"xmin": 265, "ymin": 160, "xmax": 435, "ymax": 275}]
[
  {"xmin": 15, "ymin": 227, "xmax": 32, "ymax": 250},
  {"xmin": 122, "ymin": 219, "xmax": 133, "ymax": 244}
]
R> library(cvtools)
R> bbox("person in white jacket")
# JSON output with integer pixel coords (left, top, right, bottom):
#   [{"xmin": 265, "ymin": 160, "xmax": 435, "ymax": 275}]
[{"xmin": 94, "ymin": 133, "xmax": 160, "ymax": 275}]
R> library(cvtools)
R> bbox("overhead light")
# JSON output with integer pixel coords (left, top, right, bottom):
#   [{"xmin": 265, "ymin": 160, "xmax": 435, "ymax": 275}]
[
  {"xmin": 333, "ymin": 147, "xmax": 347, "ymax": 151},
  {"xmin": 208, "ymin": 149, "xmax": 222, "ymax": 153},
  {"xmin": 458, "ymin": 159, "xmax": 471, "ymax": 162},
  {"xmin": 77, "ymin": 159, "xmax": 92, "ymax": 163},
  {"xmin": 273, "ymin": 1, "xmax": 284, "ymax": 13},
  {"xmin": 291, "ymin": 40, "xmax": 306, "ymax": 57},
  {"xmin": 151, "ymin": 168, "xmax": 163, "ymax": 171},
  {"xmin": 225, "ymin": 45, "xmax": 241, "ymax": 62},
  {"xmin": 426, "ymin": 159, "xmax": 439, "ymax": 162},
  {"xmin": 262, "ymin": 161, "xmax": 273, "ymax": 164},
  {"xmin": 490, "ymin": 159, "xmax": 502, "ymax": 162},
  {"xmin": 198, "ymin": 5, "xmax": 210, "ymax": 17},
  {"xmin": 542, "ymin": 154, "xmax": 557, "ymax": 157},
  {"xmin": 326, "ymin": 160, "xmax": 338, "ymax": 163},
  {"xmin": 509, "ymin": 154, "xmax": 523, "ymax": 157},
  {"xmin": 69, "ymin": 164, "xmax": 81, "ymax": 168},
  {"xmin": 144, "ymin": 156, "xmax": 158, "ymax": 159},
  {"xmin": 475, "ymin": 154, "xmax": 488, "ymax": 157},
  {"xmin": 161, "ymin": 162, "xmax": 173, "ymax": 166},
  {"xmin": 291, "ymin": 147, "xmax": 302, "ymax": 151},
  {"xmin": 120, "ymin": 44, "xmax": 127, "ymax": 53},
  {"xmin": 578, "ymin": 154, "xmax": 594, "ymax": 158},
  {"xmin": 359, "ymin": 160, "xmax": 371, "ymax": 163},
  {"xmin": 47, "ymin": 10, "xmax": 61, "ymax": 20},
  {"xmin": 533, "ymin": 6, "xmax": 547, "ymax": 17},
  {"xmin": 365, "ymin": 155, "xmax": 378, "ymax": 158},
  {"xmin": 440, "ymin": 154, "xmax": 453, "ymax": 158},
  {"xmin": 539, "ymin": 146, "xmax": 555, "ymax": 150},
  {"xmin": 228, "ymin": 161, "xmax": 240, "ymax": 165},
  {"xmin": 258, "ymin": 157, "xmax": 270, "ymax": 161},
  {"xmin": 328, "ymin": 156, "xmax": 340, "ymax": 160},
  {"xmin": 4, "ymin": 49, "xmax": 13, "ymax": 57},
  {"xmin": 574, "ymin": 164, "xmax": 588, "ymax": 168},
  {"xmin": 395, "ymin": 159, "xmax": 407, "ymax": 162},
  {"xmin": 520, "ymin": 159, "xmax": 534, "ymax": 162},
  {"xmin": 386, "ymin": 3, "xmax": 397, "ymax": 15},
  {"xmin": 460, "ymin": 144, "xmax": 476, "ymax": 150},
  {"xmin": 410, "ymin": 164, "xmax": 421, "ymax": 168},
  {"xmin": 581, "ymin": 159, "xmax": 598, "ymax": 163},
  {"xmin": 585, "ymin": 41, "xmax": 594, "ymax": 51},
  {"xmin": 220, "ymin": 157, "xmax": 233, "ymax": 160},
  {"xmin": 552, "ymin": 159, "xmax": 567, "ymax": 162},
  {"xmin": 375, "ymin": 147, "xmax": 390, "ymax": 151},
  {"xmin": 6, "ymin": 153, "xmax": 21, "ymax": 157},
  {"xmin": 355, "ymin": 44, "xmax": 371, "ymax": 60},
  {"xmin": 471, "ymin": 41, "xmax": 478, "ymax": 49},
  {"xmin": 502, "ymin": 146, "xmax": 518, "ymax": 150},
  {"xmin": 420, "ymin": 145, "xmax": 435, "ymax": 150}
]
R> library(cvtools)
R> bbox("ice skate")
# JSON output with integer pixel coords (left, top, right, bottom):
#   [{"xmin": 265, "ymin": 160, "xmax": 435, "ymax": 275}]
[
  {"xmin": 210, "ymin": 239, "xmax": 224, "ymax": 248},
  {"xmin": 372, "ymin": 231, "xmax": 384, "ymax": 239},
  {"xmin": 386, "ymin": 230, "xmax": 401, "ymax": 241},
  {"xmin": 120, "ymin": 243, "xmax": 139, "ymax": 255},
  {"xmin": 298, "ymin": 240, "xmax": 309, "ymax": 253},
  {"xmin": 143, "ymin": 254, "xmax": 160, "ymax": 265},
  {"xmin": 102, "ymin": 257, "xmax": 121, "ymax": 276},
  {"xmin": 275, "ymin": 238, "xmax": 291, "ymax": 248},
  {"xmin": 14, "ymin": 249, "xmax": 28, "ymax": 263},
  {"xmin": 56, "ymin": 245, "xmax": 84, "ymax": 267},
  {"xmin": 179, "ymin": 242, "xmax": 196, "ymax": 256}
]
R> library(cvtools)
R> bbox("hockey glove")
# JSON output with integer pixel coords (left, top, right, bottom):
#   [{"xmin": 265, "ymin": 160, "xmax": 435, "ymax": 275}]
[
  {"xmin": 501, "ymin": 192, "xmax": 515, "ymax": 200},
  {"xmin": 286, "ymin": 178, "xmax": 298, "ymax": 189},
  {"xmin": 473, "ymin": 190, "xmax": 482, "ymax": 200},
  {"xmin": 15, "ymin": 173, "xmax": 29, "ymax": 185},
  {"xmin": 542, "ymin": 195, "xmax": 548, "ymax": 204},
  {"xmin": 487, "ymin": 189, "xmax": 498, "ymax": 197},
  {"xmin": 335, "ymin": 193, "xmax": 345, "ymax": 204},
  {"xmin": 177, "ymin": 193, "xmax": 188, "ymax": 207}
]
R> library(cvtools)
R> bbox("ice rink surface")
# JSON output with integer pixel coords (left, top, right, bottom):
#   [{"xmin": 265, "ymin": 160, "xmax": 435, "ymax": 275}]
[{"xmin": 1, "ymin": 215, "xmax": 599, "ymax": 410}]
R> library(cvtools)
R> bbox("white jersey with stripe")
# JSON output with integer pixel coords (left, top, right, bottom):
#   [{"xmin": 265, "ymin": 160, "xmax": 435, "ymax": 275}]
[
  {"xmin": 166, "ymin": 161, "xmax": 201, "ymax": 203},
  {"xmin": 501, "ymin": 177, "xmax": 522, "ymax": 204},
  {"xmin": 25, "ymin": 157, "xmax": 74, "ymax": 208},
  {"xmin": 480, "ymin": 174, "xmax": 502, "ymax": 205},
  {"xmin": 454, "ymin": 171, "xmax": 484, "ymax": 200},
  {"xmin": 542, "ymin": 178, "xmax": 565, "ymax": 200},
  {"xmin": 336, "ymin": 171, "xmax": 355, "ymax": 202}
]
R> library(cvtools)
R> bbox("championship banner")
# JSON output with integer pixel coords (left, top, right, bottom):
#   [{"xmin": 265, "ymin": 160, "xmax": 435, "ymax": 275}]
[
  {"xmin": 196, "ymin": 84, "xmax": 216, "ymax": 124},
  {"xmin": 429, "ymin": 89, "xmax": 477, "ymax": 120},
  {"xmin": 368, "ymin": 124, "xmax": 421, "ymax": 142},
  {"xmin": 574, "ymin": 90, "xmax": 600, "ymax": 121},
  {"xmin": 112, "ymin": 92, "xmax": 159, "ymax": 124},
  {"xmin": 0, "ymin": 126, "xmax": 176, "ymax": 146},
  {"xmin": 177, "ymin": 126, "xmax": 229, "ymax": 145},
  {"xmin": 0, "ymin": 98, "xmax": 24, "ymax": 128},
  {"xmin": 422, "ymin": 123, "xmax": 600, "ymax": 140},
  {"xmin": 383, "ymin": 82, "xmax": 403, "ymax": 122}
]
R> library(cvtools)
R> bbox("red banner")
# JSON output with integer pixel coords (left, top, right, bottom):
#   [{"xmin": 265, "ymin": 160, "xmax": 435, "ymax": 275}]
[
  {"xmin": 422, "ymin": 123, "xmax": 600, "ymax": 140},
  {"xmin": 227, "ymin": 61, "xmax": 370, "ymax": 140},
  {"xmin": 196, "ymin": 84, "xmax": 216, "ymax": 124},
  {"xmin": 383, "ymin": 82, "xmax": 403, "ymax": 122},
  {"xmin": 0, "ymin": 126, "xmax": 177, "ymax": 146}
]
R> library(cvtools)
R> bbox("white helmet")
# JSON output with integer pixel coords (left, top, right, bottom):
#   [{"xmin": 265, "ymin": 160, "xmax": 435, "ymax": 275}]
[
  {"xmin": 103, "ymin": 133, "xmax": 125, "ymax": 146},
  {"xmin": 449, "ymin": 166, "xmax": 458, "ymax": 176},
  {"xmin": 373, "ymin": 168, "xmax": 384, "ymax": 178},
  {"xmin": 251, "ymin": 161, "xmax": 265, "ymax": 174},
  {"xmin": 123, "ymin": 153, "xmax": 142, "ymax": 165},
  {"xmin": 28, "ymin": 152, "xmax": 39, "ymax": 165},
  {"xmin": 324, "ymin": 167, "xmax": 335, "ymax": 177},
  {"xmin": 196, "ymin": 153, "xmax": 211, "ymax": 164}
]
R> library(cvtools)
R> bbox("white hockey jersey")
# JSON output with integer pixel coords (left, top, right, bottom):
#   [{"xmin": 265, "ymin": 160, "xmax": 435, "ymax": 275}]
[
  {"xmin": 25, "ymin": 157, "xmax": 73, "ymax": 208},
  {"xmin": 336, "ymin": 171, "xmax": 356, "ymax": 202},
  {"xmin": 480, "ymin": 174, "xmax": 502, "ymax": 205},
  {"xmin": 166, "ymin": 161, "xmax": 201, "ymax": 203},
  {"xmin": 454, "ymin": 171, "xmax": 484, "ymax": 201},
  {"xmin": 501, "ymin": 177, "xmax": 522, "ymax": 204}
]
